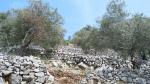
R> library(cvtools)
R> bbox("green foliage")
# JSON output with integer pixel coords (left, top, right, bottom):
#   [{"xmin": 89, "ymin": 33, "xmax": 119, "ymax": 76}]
[
  {"xmin": 73, "ymin": 0, "xmax": 150, "ymax": 61},
  {"xmin": 89, "ymin": 0, "xmax": 128, "ymax": 52},
  {"xmin": 100, "ymin": 0, "xmax": 128, "ymax": 30},
  {"xmin": 72, "ymin": 25, "xmax": 96, "ymax": 50},
  {"xmin": 0, "ymin": 11, "xmax": 18, "ymax": 48},
  {"xmin": 0, "ymin": 0, "xmax": 65, "ymax": 49}
]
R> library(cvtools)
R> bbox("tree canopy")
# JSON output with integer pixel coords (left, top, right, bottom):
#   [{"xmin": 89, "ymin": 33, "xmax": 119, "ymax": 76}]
[
  {"xmin": 0, "ymin": 0, "xmax": 65, "ymax": 51},
  {"xmin": 72, "ymin": 0, "xmax": 150, "ymax": 68}
]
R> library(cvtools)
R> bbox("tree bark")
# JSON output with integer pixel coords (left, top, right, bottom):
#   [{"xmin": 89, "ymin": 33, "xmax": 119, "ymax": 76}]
[{"xmin": 20, "ymin": 28, "xmax": 35, "ymax": 56}]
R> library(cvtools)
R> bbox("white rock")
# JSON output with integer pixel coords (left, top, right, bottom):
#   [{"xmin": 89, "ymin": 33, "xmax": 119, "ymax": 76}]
[
  {"xmin": 34, "ymin": 82, "xmax": 42, "ymax": 84},
  {"xmin": 78, "ymin": 62, "xmax": 88, "ymax": 70},
  {"xmin": 2, "ymin": 70, "xmax": 12, "ymax": 76},
  {"xmin": 121, "ymin": 77, "xmax": 127, "ymax": 82},
  {"xmin": 36, "ymin": 77, "xmax": 45, "ymax": 83},
  {"xmin": 33, "ymin": 63, "xmax": 40, "ymax": 67},
  {"xmin": 34, "ymin": 69, "xmax": 40, "ymax": 72},
  {"xmin": 21, "ymin": 81, "xmax": 27, "ymax": 84},
  {"xmin": 45, "ymin": 75, "xmax": 54, "ymax": 84},
  {"xmin": 4, "ymin": 62, "xmax": 11, "ymax": 66},
  {"xmin": 35, "ymin": 72, "xmax": 44, "ymax": 77},
  {"xmin": 52, "ymin": 61, "xmax": 59, "ymax": 67}
]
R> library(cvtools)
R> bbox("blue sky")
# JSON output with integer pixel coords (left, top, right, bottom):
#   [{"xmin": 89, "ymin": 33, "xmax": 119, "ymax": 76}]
[{"xmin": 0, "ymin": 0, "xmax": 150, "ymax": 39}]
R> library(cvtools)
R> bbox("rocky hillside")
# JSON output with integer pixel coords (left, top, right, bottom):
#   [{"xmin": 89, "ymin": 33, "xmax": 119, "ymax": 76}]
[
  {"xmin": 51, "ymin": 46, "xmax": 150, "ymax": 84},
  {"xmin": 0, "ymin": 46, "xmax": 150, "ymax": 84}
]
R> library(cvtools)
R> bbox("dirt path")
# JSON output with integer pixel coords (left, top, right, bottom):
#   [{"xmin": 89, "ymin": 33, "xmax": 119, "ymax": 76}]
[{"xmin": 45, "ymin": 60, "xmax": 86, "ymax": 84}]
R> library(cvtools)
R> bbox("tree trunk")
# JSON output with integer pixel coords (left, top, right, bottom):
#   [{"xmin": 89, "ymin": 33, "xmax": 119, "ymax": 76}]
[
  {"xmin": 129, "ymin": 47, "xmax": 140, "ymax": 69},
  {"xmin": 20, "ymin": 39, "xmax": 32, "ymax": 56},
  {"xmin": 19, "ymin": 28, "xmax": 35, "ymax": 56}
]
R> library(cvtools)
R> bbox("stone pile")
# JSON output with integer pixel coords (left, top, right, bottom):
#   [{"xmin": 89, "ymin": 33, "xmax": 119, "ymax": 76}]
[
  {"xmin": 53, "ymin": 46, "xmax": 150, "ymax": 84},
  {"xmin": 0, "ymin": 45, "xmax": 150, "ymax": 84},
  {"xmin": 80, "ymin": 61, "xmax": 150, "ymax": 84},
  {"xmin": 0, "ymin": 53, "xmax": 54, "ymax": 84},
  {"xmin": 53, "ymin": 46, "xmax": 131, "ymax": 69}
]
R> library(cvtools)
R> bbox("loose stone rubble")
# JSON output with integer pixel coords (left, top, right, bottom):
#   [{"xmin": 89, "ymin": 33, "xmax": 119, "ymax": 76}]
[
  {"xmin": 0, "ymin": 53, "xmax": 54, "ymax": 84},
  {"xmin": 80, "ymin": 63, "xmax": 150, "ymax": 84},
  {"xmin": 53, "ymin": 46, "xmax": 150, "ymax": 84},
  {"xmin": 0, "ymin": 45, "xmax": 150, "ymax": 84},
  {"xmin": 52, "ymin": 46, "xmax": 131, "ymax": 69}
]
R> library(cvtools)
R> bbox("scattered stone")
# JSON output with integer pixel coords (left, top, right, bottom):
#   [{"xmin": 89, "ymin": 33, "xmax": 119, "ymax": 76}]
[
  {"xmin": 22, "ymin": 75, "xmax": 33, "ymax": 81},
  {"xmin": 45, "ymin": 75, "xmax": 54, "ymax": 84},
  {"xmin": 35, "ymin": 72, "xmax": 44, "ymax": 77},
  {"xmin": 121, "ymin": 77, "xmax": 127, "ymax": 82},
  {"xmin": 34, "ymin": 69, "xmax": 40, "ymax": 72},
  {"xmin": 33, "ymin": 63, "xmax": 40, "ymax": 67},
  {"xmin": 36, "ymin": 77, "xmax": 45, "ymax": 83},
  {"xmin": 9, "ymin": 74, "xmax": 22, "ymax": 84},
  {"xmin": 0, "ymin": 55, "xmax": 54, "ymax": 84},
  {"xmin": 0, "ymin": 46, "xmax": 150, "ymax": 84},
  {"xmin": 21, "ymin": 81, "xmax": 26, "ymax": 84},
  {"xmin": 136, "ymin": 78, "xmax": 146, "ymax": 84},
  {"xmin": 78, "ymin": 62, "xmax": 88, "ymax": 70},
  {"xmin": 2, "ymin": 70, "xmax": 12, "ymax": 76}
]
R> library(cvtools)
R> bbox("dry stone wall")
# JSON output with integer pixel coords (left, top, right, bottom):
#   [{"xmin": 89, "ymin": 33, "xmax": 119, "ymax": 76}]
[
  {"xmin": 53, "ymin": 46, "xmax": 150, "ymax": 84},
  {"xmin": 0, "ymin": 53, "xmax": 54, "ymax": 84},
  {"xmin": 0, "ymin": 45, "xmax": 150, "ymax": 84}
]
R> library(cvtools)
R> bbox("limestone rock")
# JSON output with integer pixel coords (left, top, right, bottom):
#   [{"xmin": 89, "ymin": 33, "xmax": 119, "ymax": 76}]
[
  {"xmin": 22, "ymin": 75, "xmax": 33, "ymax": 82},
  {"xmin": 45, "ymin": 75, "xmax": 54, "ymax": 84},
  {"xmin": 2, "ymin": 70, "xmax": 12, "ymax": 76},
  {"xmin": 9, "ymin": 74, "xmax": 22, "ymax": 84},
  {"xmin": 36, "ymin": 77, "xmax": 45, "ymax": 83},
  {"xmin": 35, "ymin": 72, "xmax": 44, "ymax": 77},
  {"xmin": 78, "ymin": 62, "xmax": 88, "ymax": 70}
]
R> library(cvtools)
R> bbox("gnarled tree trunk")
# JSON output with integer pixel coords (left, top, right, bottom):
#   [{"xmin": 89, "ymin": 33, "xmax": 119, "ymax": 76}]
[{"xmin": 20, "ymin": 27, "xmax": 36, "ymax": 56}]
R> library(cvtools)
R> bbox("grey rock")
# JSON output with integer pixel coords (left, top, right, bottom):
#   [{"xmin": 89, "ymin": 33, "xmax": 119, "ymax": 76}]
[
  {"xmin": 147, "ymin": 80, "xmax": 150, "ymax": 84},
  {"xmin": 131, "ymin": 74, "xmax": 138, "ymax": 78},
  {"xmin": 19, "ymin": 71, "xmax": 24, "ymax": 75},
  {"xmin": 34, "ymin": 82, "xmax": 42, "ymax": 84},
  {"xmin": 24, "ymin": 70, "xmax": 31, "ymax": 75},
  {"xmin": 22, "ymin": 61, "xmax": 32, "ymax": 66},
  {"xmin": 127, "ymin": 77, "xmax": 132, "ymax": 83},
  {"xmin": 45, "ymin": 75, "xmax": 54, "ymax": 84},
  {"xmin": 136, "ymin": 78, "xmax": 146, "ymax": 84},
  {"xmin": 22, "ymin": 75, "xmax": 33, "ymax": 82},
  {"xmin": 4, "ymin": 62, "xmax": 11, "ymax": 66},
  {"xmin": 108, "ymin": 73, "xmax": 112, "ymax": 77},
  {"xmin": 35, "ymin": 72, "xmax": 44, "ymax": 77},
  {"xmin": 34, "ymin": 69, "xmax": 40, "ymax": 73},
  {"xmin": 0, "ymin": 65, "xmax": 7, "ymax": 70},
  {"xmin": 36, "ymin": 77, "xmax": 45, "ymax": 83},
  {"xmin": 52, "ymin": 61, "xmax": 59, "ymax": 67},
  {"xmin": 33, "ymin": 63, "xmax": 40, "ymax": 67},
  {"xmin": 78, "ymin": 62, "xmax": 88, "ymax": 70},
  {"xmin": 80, "ymin": 78, "xmax": 87, "ymax": 84},
  {"xmin": 9, "ymin": 74, "xmax": 22, "ymax": 84},
  {"xmin": 120, "ymin": 77, "xmax": 127, "ymax": 82},
  {"xmin": 0, "ymin": 72, "xmax": 2, "ymax": 76},
  {"xmin": 2, "ymin": 70, "xmax": 12, "ymax": 76},
  {"xmin": 21, "ymin": 81, "xmax": 27, "ymax": 84},
  {"xmin": 29, "ymin": 72, "xmax": 35, "ymax": 78}
]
